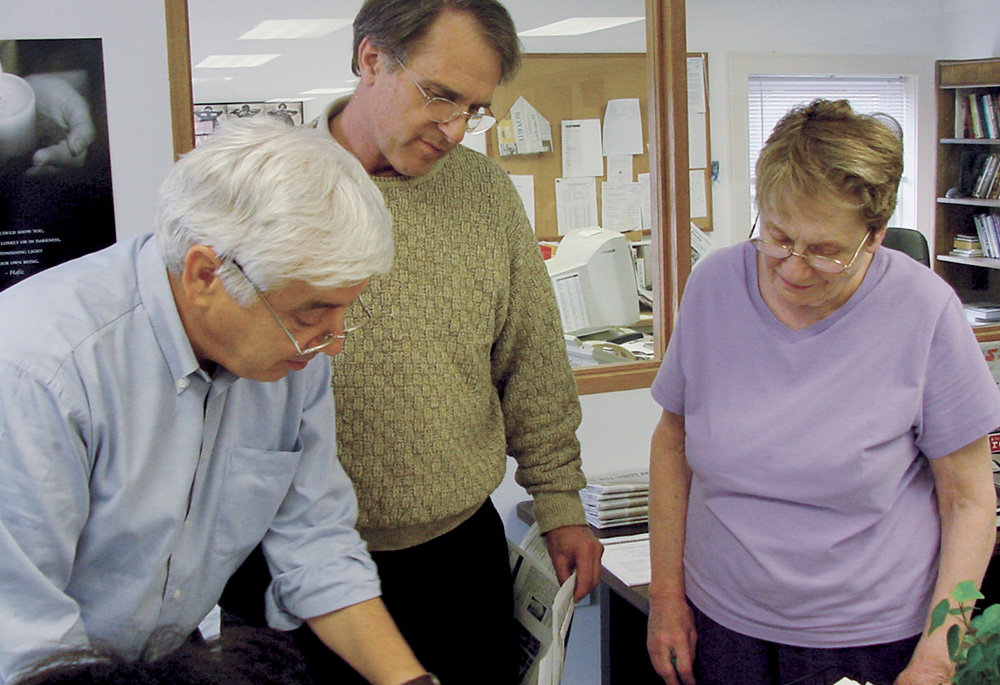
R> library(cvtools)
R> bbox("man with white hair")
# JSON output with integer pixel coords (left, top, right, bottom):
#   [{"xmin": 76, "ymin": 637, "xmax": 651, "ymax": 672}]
[{"xmin": 0, "ymin": 118, "xmax": 435, "ymax": 685}]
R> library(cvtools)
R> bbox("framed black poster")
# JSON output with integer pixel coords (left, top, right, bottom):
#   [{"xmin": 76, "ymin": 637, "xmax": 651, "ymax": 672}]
[{"xmin": 0, "ymin": 38, "xmax": 115, "ymax": 291}]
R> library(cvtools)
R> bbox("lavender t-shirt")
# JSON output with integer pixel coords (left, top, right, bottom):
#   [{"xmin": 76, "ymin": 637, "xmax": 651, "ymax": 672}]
[{"xmin": 651, "ymin": 242, "xmax": 1000, "ymax": 648}]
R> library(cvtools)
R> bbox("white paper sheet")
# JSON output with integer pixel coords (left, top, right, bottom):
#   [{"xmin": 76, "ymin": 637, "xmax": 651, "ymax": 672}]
[
  {"xmin": 561, "ymin": 119, "xmax": 604, "ymax": 178},
  {"xmin": 460, "ymin": 131, "xmax": 487, "ymax": 154},
  {"xmin": 555, "ymin": 177, "xmax": 598, "ymax": 235},
  {"xmin": 638, "ymin": 172, "xmax": 651, "ymax": 231},
  {"xmin": 601, "ymin": 181, "xmax": 643, "ymax": 232},
  {"xmin": 606, "ymin": 155, "xmax": 633, "ymax": 184},
  {"xmin": 509, "ymin": 174, "xmax": 536, "ymax": 231},
  {"xmin": 602, "ymin": 98, "xmax": 644, "ymax": 156},
  {"xmin": 600, "ymin": 533, "xmax": 651, "ymax": 587},
  {"xmin": 688, "ymin": 111, "xmax": 708, "ymax": 169},
  {"xmin": 689, "ymin": 169, "xmax": 708, "ymax": 219},
  {"xmin": 686, "ymin": 56, "xmax": 706, "ymax": 114}
]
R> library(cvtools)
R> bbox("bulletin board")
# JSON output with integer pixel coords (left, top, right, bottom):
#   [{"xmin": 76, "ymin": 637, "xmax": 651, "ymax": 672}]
[{"xmin": 488, "ymin": 52, "xmax": 712, "ymax": 240}]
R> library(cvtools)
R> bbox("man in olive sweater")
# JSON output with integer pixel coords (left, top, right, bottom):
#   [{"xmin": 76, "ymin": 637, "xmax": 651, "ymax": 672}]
[{"xmin": 224, "ymin": 1, "xmax": 603, "ymax": 682}]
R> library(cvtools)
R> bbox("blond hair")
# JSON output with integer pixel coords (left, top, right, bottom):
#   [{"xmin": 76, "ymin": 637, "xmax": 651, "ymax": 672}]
[{"xmin": 755, "ymin": 99, "xmax": 903, "ymax": 232}]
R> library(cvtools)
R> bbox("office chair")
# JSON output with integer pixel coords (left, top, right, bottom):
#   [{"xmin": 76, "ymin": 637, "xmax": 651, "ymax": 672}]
[{"xmin": 881, "ymin": 227, "xmax": 931, "ymax": 267}]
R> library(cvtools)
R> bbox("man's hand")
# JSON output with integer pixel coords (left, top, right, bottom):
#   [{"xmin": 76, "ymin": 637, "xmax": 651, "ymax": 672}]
[
  {"xmin": 24, "ymin": 71, "xmax": 95, "ymax": 176},
  {"xmin": 543, "ymin": 524, "xmax": 603, "ymax": 601}
]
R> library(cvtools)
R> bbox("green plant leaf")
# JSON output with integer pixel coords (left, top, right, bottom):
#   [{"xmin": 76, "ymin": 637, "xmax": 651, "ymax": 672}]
[
  {"xmin": 930, "ymin": 598, "xmax": 951, "ymax": 634},
  {"xmin": 952, "ymin": 580, "xmax": 985, "ymax": 604},
  {"xmin": 963, "ymin": 642, "xmax": 987, "ymax": 679},
  {"xmin": 948, "ymin": 623, "xmax": 963, "ymax": 662},
  {"xmin": 977, "ymin": 604, "xmax": 1000, "ymax": 636}
]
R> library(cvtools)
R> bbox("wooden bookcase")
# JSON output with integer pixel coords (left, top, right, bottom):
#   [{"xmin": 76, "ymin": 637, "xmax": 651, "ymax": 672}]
[{"xmin": 935, "ymin": 57, "xmax": 1000, "ymax": 343}]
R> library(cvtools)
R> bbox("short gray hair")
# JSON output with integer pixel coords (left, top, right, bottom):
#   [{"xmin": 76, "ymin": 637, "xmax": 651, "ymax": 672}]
[{"xmin": 155, "ymin": 117, "xmax": 392, "ymax": 305}]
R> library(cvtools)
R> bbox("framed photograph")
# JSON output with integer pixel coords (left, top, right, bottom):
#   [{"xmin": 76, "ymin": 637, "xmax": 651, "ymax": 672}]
[
  {"xmin": 193, "ymin": 100, "xmax": 306, "ymax": 146},
  {"xmin": 0, "ymin": 38, "xmax": 116, "ymax": 292},
  {"xmin": 264, "ymin": 102, "xmax": 304, "ymax": 126}
]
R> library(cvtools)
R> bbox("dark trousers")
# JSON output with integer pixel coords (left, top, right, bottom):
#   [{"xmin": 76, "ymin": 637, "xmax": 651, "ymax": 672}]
[
  {"xmin": 691, "ymin": 603, "xmax": 920, "ymax": 685},
  {"xmin": 220, "ymin": 499, "xmax": 517, "ymax": 684}
]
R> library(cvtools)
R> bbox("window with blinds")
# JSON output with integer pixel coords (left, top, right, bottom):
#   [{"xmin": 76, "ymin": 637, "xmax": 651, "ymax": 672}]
[{"xmin": 747, "ymin": 74, "xmax": 912, "ymax": 227}]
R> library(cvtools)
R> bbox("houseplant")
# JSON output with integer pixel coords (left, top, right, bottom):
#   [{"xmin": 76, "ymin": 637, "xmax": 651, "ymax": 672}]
[{"xmin": 930, "ymin": 580, "xmax": 1000, "ymax": 683}]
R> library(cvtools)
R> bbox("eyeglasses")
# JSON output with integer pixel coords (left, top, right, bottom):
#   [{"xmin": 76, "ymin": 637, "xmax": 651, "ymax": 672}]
[
  {"xmin": 232, "ymin": 260, "xmax": 373, "ymax": 357},
  {"xmin": 749, "ymin": 216, "xmax": 871, "ymax": 275},
  {"xmin": 394, "ymin": 58, "xmax": 497, "ymax": 135}
]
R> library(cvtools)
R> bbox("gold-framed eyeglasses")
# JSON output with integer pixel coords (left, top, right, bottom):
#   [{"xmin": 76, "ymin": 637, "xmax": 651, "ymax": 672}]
[
  {"xmin": 394, "ymin": 58, "xmax": 497, "ymax": 135},
  {"xmin": 232, "ymin": 260, "xmax": 372, "ymax": 357},
  {"xmin": 749, "ymin": 215, "xmax": 871, "ymax": 275}
]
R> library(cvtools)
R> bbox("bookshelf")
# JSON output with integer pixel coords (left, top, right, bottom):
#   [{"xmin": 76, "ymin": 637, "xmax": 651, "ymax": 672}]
[{"xmin": 935, "ymin": 58, "xmax": 1000, "ymax": 342}]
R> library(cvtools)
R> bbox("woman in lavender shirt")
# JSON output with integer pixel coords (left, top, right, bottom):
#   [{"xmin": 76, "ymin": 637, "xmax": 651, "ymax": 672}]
[{"xmin": 646, "ymin": 100, "xmax": 1000, "ymax": 685}]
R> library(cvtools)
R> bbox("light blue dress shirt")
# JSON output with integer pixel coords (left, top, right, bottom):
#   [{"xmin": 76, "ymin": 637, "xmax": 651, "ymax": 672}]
[{"xmin": 0, "ymin": 234, "xmax": 379, "ymax": 683}]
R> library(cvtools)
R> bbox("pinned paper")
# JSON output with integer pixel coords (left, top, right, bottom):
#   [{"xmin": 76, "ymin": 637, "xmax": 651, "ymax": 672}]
[
  {"xmin": 561, "ymin": 119, "xmax": 604, "ymax": 178},
  {"xmin": 509, "ymin": 174, "xmax": 536, "ymax": 231},
  {"xmin": 606, "ymin": 155, "xmax": 633, "ymax": 184},
  {"xmin": 602, "ymin": 98, "xmax": 644, "ymax": 156},
  {"xmin": 555, "ymin": 177, "xmax": 598, "ymax": 235},
  {"xmin": 497, "ymin": 96, "xmax": 552, "ymax": 156},
  {"xmin": 601, "ymin": 182, "xmax": 642, "ymax": 232}
]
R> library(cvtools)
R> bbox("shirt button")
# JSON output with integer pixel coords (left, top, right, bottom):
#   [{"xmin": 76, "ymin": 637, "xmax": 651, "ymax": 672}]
[
  {"xmin": 176, "ymin": 378, "xmax": 189, "ymax": 390},
  {"xmin": 173, "ymin": 589, "xmax": 182, "ymax": 599}
]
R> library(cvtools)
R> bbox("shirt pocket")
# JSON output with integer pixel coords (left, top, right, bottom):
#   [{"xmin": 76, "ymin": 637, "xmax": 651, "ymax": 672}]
[{"xmin": 212, "ymin": 446, "xmax": 301, "ymax": 560}]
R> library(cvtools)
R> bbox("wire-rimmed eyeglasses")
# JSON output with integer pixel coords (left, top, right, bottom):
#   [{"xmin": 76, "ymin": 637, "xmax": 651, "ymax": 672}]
[
  {"xmin": 394, "ymin": 58, "xmax": 497, "ymax": 135},
  {"xmin": 231, "ymin": 260, "xmax": 372, "ymax": 357},
  {"xmin": 748, "ymin": 214, "xmax": 871, "ymax": 275}
]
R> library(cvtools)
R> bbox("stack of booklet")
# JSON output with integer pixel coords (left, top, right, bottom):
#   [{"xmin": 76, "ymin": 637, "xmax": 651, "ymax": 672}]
[
  {"xmin": 964, "ymin": 301, "xmax": 1000, "ymax": 325},
  {"xmin": 581, "ymin": 470, "xmax": 649, "ymax": 529}
]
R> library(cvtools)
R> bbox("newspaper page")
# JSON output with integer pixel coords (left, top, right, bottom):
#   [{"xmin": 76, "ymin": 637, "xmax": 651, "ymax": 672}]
[{"xmin": 509, "ymin": 523, "xmax": 577, "ymax": 685}]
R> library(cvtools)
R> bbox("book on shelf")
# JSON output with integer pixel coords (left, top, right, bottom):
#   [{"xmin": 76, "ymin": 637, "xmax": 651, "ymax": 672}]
[
  {"xmin": 950, "ymin": 248, "xmax": 985, "ymax": 258},
  {"xmin": 973, "ymin": 214, "xmax": 1000, "ymax": 259},
  {"xmin": 956, "ymin": 94, "xmax": 969, "ymax": 138},
  {"xmin": 983, "ymin": 92, "xmax": 999, "ymax": 140},
  {"xmin": 954, "ymin": 233, "xmax": 981, "ymax": 250},
  {"xmin": 969, "ymin": 93, "xmax": 985, "ymax": 138},
  {"xmin": 972, "ymin": 152, "xmax": 1000, "ymax": 199},
  {"xmin": 951, "ymin": 234, "xmax": 983, "ymax": 257},
  {"xmin": 959, "ymin": 92, "xmax": 1000, "ymax": 140}
]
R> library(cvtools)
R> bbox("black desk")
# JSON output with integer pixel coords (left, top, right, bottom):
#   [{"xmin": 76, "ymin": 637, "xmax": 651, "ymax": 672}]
[{"xmin": 516, "ymin": 501, "xmax": 660, "ymax": 683}]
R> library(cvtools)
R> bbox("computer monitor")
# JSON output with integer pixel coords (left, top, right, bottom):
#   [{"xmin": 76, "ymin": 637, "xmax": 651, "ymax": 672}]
[{"xmin": 545, "ymin": 227, "xmax": 641, "ymax": 336}]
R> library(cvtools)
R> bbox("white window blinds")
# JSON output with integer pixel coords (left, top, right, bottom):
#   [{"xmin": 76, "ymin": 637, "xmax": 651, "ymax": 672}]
[{"xmin": 747, "ymin": 75, "xmax": 910, "ymax": 182}]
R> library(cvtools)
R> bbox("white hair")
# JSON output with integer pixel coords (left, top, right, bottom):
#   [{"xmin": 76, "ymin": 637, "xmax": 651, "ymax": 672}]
[{"xmin": 155, "ymin": 117, "xmax": 392, "ymax": 305}]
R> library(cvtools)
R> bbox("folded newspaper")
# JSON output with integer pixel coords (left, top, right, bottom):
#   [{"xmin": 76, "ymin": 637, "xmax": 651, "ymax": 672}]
[{"xmin": 509, "ymin": 523, "xmax": 577, "ymax": 685}]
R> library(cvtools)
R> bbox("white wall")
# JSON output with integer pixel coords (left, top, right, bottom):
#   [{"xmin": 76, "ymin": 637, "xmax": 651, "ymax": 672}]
[
  {"xmin": 5, "ymin": 1, "xmax": 177, "ymax": 239},
  {"xmin": 941, "ymin": 0, "xmax": 1000, "ymax": 59}
]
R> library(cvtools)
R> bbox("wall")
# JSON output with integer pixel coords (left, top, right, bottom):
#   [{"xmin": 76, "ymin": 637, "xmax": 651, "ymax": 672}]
[
  {"xmin": 4, "ymin": 1, "xmax": 177, "ymax": 239},
  {"xmin": 941, "ymin": 0, "xmax": 1000, "ymax": 59}
]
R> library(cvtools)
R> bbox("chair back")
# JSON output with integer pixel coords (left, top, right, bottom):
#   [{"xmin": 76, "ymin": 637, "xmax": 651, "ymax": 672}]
[{"xmin": 882, "ymin": 227, "xmax": 930, "ymax": 267}]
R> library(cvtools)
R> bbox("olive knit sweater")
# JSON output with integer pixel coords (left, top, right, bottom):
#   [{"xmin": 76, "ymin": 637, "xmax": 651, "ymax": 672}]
[{"xmin": 322, "ymin": 102, "xmax": 587, "ymax": 551}]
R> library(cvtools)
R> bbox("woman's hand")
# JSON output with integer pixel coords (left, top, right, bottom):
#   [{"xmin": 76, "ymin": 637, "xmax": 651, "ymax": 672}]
[
  {"xmin": 647, "ymin": 593, "xmax": 697, "ymax": 685},
  {"xmin": 892, "ymin": 648, "xmax": 953, "ymax": 684}
]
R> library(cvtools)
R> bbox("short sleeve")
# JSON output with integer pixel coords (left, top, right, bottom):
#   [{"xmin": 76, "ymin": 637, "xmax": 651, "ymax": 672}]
[{"xmin": 917, "ymin": 296, "xmax": 1000, "ymax": 459}]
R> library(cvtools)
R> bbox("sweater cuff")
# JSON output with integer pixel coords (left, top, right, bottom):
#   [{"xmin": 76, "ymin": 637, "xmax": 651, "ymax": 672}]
[{"xmin": 531, "ymin": 490, "xmax": 587, "ymax": 534}]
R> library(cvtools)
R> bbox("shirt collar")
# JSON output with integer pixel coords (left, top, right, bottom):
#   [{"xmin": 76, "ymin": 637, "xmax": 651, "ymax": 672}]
[{"xmin": 135, "ymin": 236, "xmax": 211, "ymax": 392}]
